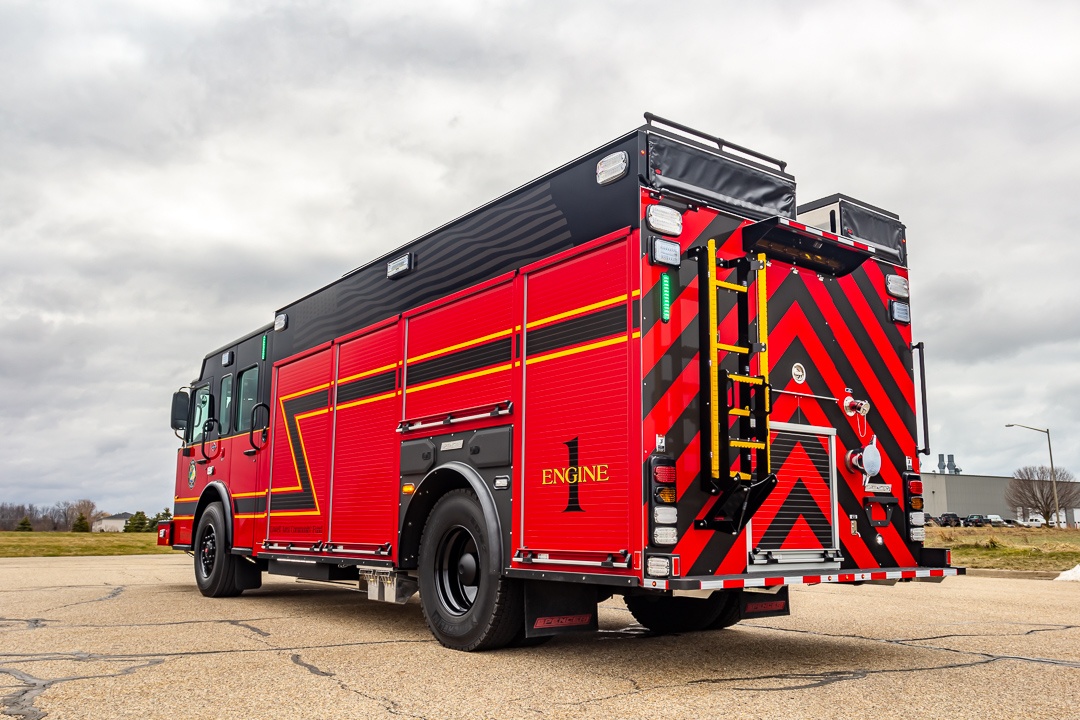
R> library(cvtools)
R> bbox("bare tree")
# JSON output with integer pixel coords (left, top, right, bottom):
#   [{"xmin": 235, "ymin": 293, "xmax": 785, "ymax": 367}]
[{"xmin": 1006, "ymin": 465, "xmax": 1080, "ymax": 526}]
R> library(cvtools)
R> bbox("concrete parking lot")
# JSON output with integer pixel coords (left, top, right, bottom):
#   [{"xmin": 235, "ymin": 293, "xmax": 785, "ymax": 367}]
[{"xmin": 0, "ymin": 555, "xmax": 1077, "ymax": 719}]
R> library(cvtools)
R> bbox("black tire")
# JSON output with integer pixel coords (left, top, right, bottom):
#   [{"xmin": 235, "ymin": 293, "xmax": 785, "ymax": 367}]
[
  {"xmin": 194, "ymin": 503, "xmax": 243, "ymax": 598},
  {"xmin": 704, "ymin": 590, "xmax": 742, "ymax": 630},
  {"xmin": 418, "ymin": 489, "xmax": 523, "ymax": 651},
  {"xmin": 625, "ymin": 593, "xmax": 727, "ymax": 634}
]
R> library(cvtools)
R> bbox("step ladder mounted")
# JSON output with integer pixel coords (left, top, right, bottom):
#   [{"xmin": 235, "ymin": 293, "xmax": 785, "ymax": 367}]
[{"xmin": 689, "ymin": 239, "xmax": 777, "ymax": 535}]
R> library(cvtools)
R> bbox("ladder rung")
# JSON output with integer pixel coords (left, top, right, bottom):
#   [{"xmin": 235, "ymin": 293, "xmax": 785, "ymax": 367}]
[
  {"xmin": 729, "ymin": 374, "xmax": 764, "ymax": 385},
  {"xmin": 717, "ymin": 342, "xmax": 750, "ymax": 354},
  {"xmin": 728, "ymin": 408, "xmax": 751, "ymax": 417},
  {"xmin": 713, "ymin": 279, "xmax": 747, "ymax": 293},
  {"xmin": 730, "ymin": 439, "xmax": 766, "ymax": 450}
]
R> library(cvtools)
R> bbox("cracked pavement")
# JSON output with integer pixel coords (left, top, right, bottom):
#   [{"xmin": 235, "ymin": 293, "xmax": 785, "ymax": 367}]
[{"xmin": 0, "ymin": 556, "xmax": 1076, "ymax": 719}]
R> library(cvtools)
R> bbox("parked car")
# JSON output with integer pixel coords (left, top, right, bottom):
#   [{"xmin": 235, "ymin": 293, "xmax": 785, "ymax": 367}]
[
  {"xmin": 964, "ymin": 514, "xmax": 989, "ymax": 527},
  {"xmin": 1002, "ymin": 518, "xmax": 1020, "ymax": 528},
  {"xmin": 986, "ymin": 514, "xmax": 1006, "ymax": 527},
  {"xmin": 938, "ymin": 513, "xmax": 962, "ymax": 527}
]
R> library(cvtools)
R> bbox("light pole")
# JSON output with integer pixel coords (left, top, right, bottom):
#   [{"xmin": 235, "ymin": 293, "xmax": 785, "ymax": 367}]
[{"xmin": 1006, "ymin": 423, "xmax": 1061, "ymax": 528}]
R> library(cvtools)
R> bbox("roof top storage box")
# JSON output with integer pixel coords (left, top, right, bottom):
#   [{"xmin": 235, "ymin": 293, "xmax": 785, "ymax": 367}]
[{"xmin": 797, "ymin": 193, "xmax": 907, "ymax": 267}]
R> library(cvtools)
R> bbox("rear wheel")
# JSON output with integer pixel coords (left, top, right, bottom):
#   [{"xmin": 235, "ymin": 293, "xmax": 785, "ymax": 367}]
[
  {"xmin": 625, "ymin": 593, "xmax": 727, "ymax": 634},
  {"xmin": 418, "ymin": 489, "xmax": 522, "ymax": 651},
  {"xmin": 194, "ymin": 503, "xmax": 243, "ymax": 598},
  {"xmin": 704, "ymin": 590, "xmax": 742, "ymax": 630}
]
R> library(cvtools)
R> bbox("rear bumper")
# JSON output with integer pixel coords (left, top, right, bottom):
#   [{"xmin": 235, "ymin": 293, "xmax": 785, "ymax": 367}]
[{"xmin": 648, "ymin": 566, "xmax": 965, "ymax": 591}]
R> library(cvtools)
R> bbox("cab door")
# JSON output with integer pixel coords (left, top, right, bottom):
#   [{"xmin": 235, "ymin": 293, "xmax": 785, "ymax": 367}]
[{"xmin": 227, "ymin": 333, "xmax": 272, "ymax": 551}]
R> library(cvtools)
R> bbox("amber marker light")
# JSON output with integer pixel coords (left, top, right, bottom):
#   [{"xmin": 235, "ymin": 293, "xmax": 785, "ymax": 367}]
[{"xmin": 402, "ymin": 483, "xmax": 416, "ymax": 495}]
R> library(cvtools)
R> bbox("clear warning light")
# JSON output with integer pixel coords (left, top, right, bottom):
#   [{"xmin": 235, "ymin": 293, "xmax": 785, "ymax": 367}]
[
  {"xmin": 646, "ymin": 205, "xmax": 683, "ymax": 236},
  {"xmin": 596, "ymin": 151, "xmax": 629, "ymax": 185}
]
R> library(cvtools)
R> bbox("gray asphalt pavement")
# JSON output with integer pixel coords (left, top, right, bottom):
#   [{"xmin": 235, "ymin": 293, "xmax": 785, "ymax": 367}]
[{"xmin": 1, "ymin": 555, "xmax": 1077, "ymax": 719}]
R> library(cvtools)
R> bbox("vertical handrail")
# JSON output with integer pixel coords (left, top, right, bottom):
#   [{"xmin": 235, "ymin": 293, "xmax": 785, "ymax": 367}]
[
  {"xmin": 912, "ymin": 341, "xmax": 930, "ymax": 456},
  {"xmin": 755, "ymin": 253, "xmax": 771, "ymax": 475},
  {"xmin": 707, "ymin": 238, "xmax": 721, "ymax": 481}
]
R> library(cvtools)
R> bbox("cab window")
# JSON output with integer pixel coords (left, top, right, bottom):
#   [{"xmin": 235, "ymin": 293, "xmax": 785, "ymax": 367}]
[
  {"xmin": 219, "ymin": 375, "xmax": 233, "ymax": 435},
  {"xmin": 237, "ymin": 367, "xmax": 260, "ymax": 433},
  {"xmin": 189, "ymin": 385, "xmax": 212, "ymax": 444}
]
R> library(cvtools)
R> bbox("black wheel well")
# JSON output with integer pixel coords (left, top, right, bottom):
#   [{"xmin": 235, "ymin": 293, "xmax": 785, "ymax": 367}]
[
  {"xmin": 398, "ymin": 467, "xmax": 471, "ymax": 570},
  {"xmin": 194, "ymin": 485, "xmax": 231, "ymax": 547}
]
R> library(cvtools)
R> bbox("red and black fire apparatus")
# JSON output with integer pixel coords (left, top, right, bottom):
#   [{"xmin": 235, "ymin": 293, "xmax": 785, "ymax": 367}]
[{"xmin": 164, "ymin": 114, "xmax": 960, "ymax": 650}]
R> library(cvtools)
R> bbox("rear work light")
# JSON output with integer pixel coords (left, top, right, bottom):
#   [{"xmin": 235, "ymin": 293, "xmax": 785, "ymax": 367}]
[
  {"xmin": 910, "ymin": 527, "xmax": 926, "ymax": 542},
  {"xmin": 653, "ymin": 527, "xmax": 678, "ymax": 545},
  {"xmin": 886, "ymin": 274, "xmax": 910, "ymax": 298},
  {"xmin": 646, "ymin": 205, "xmax": 683, "ymax": 236},
  {"xmin": 909, "ymin": 511, "xmax": 926, "ymax": 526},
  {"xmin": 654, "ymin": 506, "xmax": 677, "ymax": 524}
]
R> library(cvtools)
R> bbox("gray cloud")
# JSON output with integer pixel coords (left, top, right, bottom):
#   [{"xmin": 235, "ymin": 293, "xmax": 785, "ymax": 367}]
[{"xmin": 1, "ymin": 0, "xmax": 1079, "ymax": 513}]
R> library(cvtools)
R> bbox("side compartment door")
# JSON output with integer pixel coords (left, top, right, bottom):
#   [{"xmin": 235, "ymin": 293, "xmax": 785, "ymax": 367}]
[
  {"xmin": 229, "ymin": 339, "xmax": 271, "ymax": 551},
  {"xmin": 519, "ymin": 239, "xmax": 634, "ymax": 559},
  {"xmin": 330, "ymin": 323, "xmax": 402, "ymax": 553},
  {"xmin": 267, "ymin": 347, "xmax": 334, "ymax": 545}
]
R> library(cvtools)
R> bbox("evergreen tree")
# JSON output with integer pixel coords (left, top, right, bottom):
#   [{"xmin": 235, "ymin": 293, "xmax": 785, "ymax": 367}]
[
  {"xmin": 123, "ymin": 511, "xmax": 148, "ymax": 533},
  {"xmin": 148, "ymin": 508, "xmax": 173, "ymax": 531},
  {"xmin": 15, "ymin": 516, "xmax": 33, "ymax": 532},
  {"xmin": 72, "ymin": 513, "xmax": 91, "ymax": 532}
]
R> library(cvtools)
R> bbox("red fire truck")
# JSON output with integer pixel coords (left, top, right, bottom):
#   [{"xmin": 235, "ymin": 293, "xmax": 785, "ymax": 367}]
[{"xmin": 163, "ymin": 113, "xmax": 960, "ymax": 651}]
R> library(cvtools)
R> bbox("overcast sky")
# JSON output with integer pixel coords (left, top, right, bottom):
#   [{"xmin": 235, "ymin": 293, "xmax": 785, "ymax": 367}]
[{"xmin": 2, "ymin": 0, "xmax": 1079, "ymax": 514}]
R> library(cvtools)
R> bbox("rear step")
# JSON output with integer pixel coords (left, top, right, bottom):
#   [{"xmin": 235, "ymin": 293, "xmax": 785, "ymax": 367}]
[{"xmin": 689, "ymin": 239, "xmax": 777, "ymax": 534}]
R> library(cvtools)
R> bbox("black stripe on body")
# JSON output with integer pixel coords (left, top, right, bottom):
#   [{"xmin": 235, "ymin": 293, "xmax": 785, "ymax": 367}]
[
  {"xmin": 234, "ymin": 496, "xmax": 267, "ymax": 514},
  {"xmin": 407, "ymin": 338, "xmax": 512, "ymax": 385},
  {"xmin": 337, "ymin": 371, "xmax": 396, "ymax": 404},
  {"xmin": 527, "ymin": 305, "xmax": 627, "ymax": 356},
  {"xmin": 173, "ymin": 501, "xmax": 197, "ymax": 516}
]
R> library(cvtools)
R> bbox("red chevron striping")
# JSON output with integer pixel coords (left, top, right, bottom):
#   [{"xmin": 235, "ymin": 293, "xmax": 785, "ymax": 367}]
[
  {"xmin": 839, "ymin": 273, "xmax": 914, "ymax": 404},
  {"xmin": 799, "ymin": 277, "xmax": 916, "ymax": 461}
]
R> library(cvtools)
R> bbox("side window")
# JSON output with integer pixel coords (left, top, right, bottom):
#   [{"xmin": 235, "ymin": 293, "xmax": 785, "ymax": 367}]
[
  {"xmin": 219, "ymin": 375, "xmax": 233, "ymax": 435},
  {"xmin": 237, "ymin": 366, "xmax": 260, "ymax": 433},
  {"xmin": 189, "ymin": 385, "xmax": 211, "ymax": 444}
]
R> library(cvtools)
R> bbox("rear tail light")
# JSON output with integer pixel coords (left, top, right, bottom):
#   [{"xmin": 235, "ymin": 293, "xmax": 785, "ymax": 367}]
[
  {"xmin": 908, "ymin": 479, "xmax": 924, "ymax": 495},
  {"xmin": 654, "ymin": 464, "xmax": 676, "ymax": 484}
]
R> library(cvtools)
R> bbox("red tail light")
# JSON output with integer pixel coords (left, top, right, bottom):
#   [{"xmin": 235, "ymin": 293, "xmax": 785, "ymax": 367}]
[
  {"xmin": 908, "ymin": 479, "xmax": 923, "ymax": 495},
  {"xmin": 654, "ymin": 464, "xmax": 676, "ymax": 484}
]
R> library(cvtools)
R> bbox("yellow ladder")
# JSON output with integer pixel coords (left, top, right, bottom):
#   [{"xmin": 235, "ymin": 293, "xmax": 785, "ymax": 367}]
[{"xmin": 705, "ymin": 238, "xmax": 771, "ymax": 486}]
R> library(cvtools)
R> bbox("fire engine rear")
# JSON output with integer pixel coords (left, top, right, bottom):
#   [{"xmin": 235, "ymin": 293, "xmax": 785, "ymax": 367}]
[{"xmin": 164, "ymin": 113, "xmax": 961, "ymax": 650}]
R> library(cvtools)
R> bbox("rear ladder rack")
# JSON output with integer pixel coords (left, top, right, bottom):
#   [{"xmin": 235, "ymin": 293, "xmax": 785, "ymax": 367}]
[{"xmin": 691, "ymin": 239, "xmax": 777, "ymax": 534}]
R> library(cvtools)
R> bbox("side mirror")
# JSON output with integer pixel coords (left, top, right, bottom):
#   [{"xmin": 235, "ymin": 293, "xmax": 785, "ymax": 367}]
[{"xmin": 170, "ymin": 390, "xmax": 190, "ymax": 431}]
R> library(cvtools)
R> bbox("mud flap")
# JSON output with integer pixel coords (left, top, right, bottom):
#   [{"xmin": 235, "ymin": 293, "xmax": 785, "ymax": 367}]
[
  {"xmin": 740, "ymin": 586, "xmax": 790, "ymax": 620},
  {"xmin": 524, "ymin": 580, "xmax": 599, "ymax": 638}
]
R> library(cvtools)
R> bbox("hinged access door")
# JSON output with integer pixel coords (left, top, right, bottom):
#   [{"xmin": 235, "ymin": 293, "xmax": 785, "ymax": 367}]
[{"xmin": 748, "ymin": 421, "xmax": 841, "ymax": 572}]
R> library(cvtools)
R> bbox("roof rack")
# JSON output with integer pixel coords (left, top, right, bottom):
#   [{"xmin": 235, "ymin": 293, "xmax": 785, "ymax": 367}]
[{"xmin": 644, "ymin": 112, "xmax": 787, "ymax": 173}]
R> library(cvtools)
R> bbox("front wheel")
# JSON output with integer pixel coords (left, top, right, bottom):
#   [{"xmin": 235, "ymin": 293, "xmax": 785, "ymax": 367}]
[
  {"xmin": 418, "ymin": 490, "xmax": 522, "ymax": 651},
  {"xmin": 194, "ymin": 502, "xmax": 243, "ymax": 598}
]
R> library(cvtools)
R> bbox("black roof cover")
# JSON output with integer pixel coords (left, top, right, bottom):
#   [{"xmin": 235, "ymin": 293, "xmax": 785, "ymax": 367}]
[
  {"xmin": 647, "ymin": 134, "xmax": 796, "ymax": 220},
  {"xmin": 799, "ymin": 194, "xmax": 906, "ymax": 265}
]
